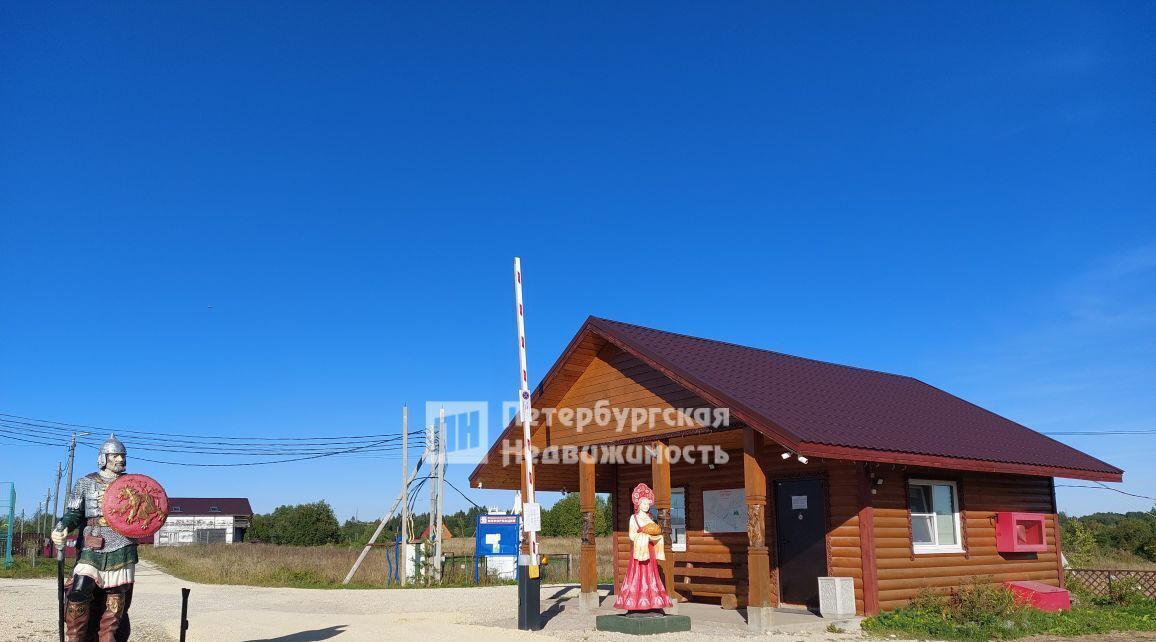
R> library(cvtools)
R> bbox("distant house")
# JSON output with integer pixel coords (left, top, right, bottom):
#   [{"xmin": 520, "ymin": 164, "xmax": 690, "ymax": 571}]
[
  {"xmin": 153, "ymin": 497, "xmax": 254, "ymax": 546},
  {"xmin": 417, "ymin": 522, "xmax": 454, "ymax": 542}
]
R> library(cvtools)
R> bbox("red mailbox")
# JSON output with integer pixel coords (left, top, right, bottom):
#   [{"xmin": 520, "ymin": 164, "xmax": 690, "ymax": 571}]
[{"xmin": 996, "ymin": 512, "xmax": 1047, "ymax": 553}]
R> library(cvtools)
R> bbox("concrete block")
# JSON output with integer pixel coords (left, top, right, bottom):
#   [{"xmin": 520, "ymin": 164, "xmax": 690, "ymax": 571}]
[
  {"xmin": 746, "ymin": 605, "xmax": 775, "ymax": 631},
  {"xmin": 818, "ymin": 576, "xmax": 856, "ymax": 618},
  {"xmin": 578, "ymin": 591, "xmax": 600, "ymax": 613}
]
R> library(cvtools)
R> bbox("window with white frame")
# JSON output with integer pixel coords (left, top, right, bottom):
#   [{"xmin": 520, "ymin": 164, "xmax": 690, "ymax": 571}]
[
  {"xmin": 670, "ymin": 487, "xmax": 687, "ymax": 552},
  {"xmin": 907, "ymin": 479, "xmax": 963, "ymax": 553}
]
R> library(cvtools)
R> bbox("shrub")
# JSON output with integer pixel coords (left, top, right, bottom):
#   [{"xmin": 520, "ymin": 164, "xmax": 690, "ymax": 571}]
[
  {"xmin": 949, "ymin": 577, "xmax": 1020, "ymax": 623},
  {"xmin": 863, "ymin": 576, "xmax": 1156, "ymax": 641},
  {"xmin": 1102, "ymin": 575, "xmax": 1145, "ymax": 606}
]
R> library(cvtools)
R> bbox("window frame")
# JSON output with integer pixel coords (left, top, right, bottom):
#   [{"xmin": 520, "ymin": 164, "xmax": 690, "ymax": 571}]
[
  {"xmin": 907, "ymin": 478, "xmax": 965, "ymax": 554},
  {"xmin": 670, "ymin": 487, "xmax": 687, "ymax": 552}
]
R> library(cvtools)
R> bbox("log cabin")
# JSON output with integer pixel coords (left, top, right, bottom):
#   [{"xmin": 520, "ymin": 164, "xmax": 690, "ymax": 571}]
[{"xmin": 468, "ymin": 317, "xmax": 1123, "ymax": 629}]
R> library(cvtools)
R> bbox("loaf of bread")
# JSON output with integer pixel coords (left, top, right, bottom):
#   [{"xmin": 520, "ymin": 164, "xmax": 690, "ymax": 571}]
[{"xmin": 640, "ymin": 521, "xmax": 662, "ymax": 536}]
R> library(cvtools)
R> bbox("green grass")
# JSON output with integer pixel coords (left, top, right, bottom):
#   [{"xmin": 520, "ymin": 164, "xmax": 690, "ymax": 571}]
[
  {"xmin": 1, "ymin": 556, "xmax": 77, "ymax": 579},
  {"xmin": 862, "ymin": 578, "xmax": 1156, "ymax": 641}
]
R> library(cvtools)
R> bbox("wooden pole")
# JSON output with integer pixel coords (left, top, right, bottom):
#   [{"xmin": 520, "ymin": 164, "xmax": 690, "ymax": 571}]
[
  {"xmin": 51, "ymin": 463, "xmax": 62, "ymax": 520},
  {"xmin": 650, "ymin": 440, "xmax": 675, "ymax": 605},
  {"xmin": 744, "ymin": 428, "xmax": 772, "ymax": 628},
  {"xmin": 342, "ymin": 451, "xmax": 426, "ymax": 584},
  {"xmin": 578, "ymin": 451, "xmax": 598, "ymax": 611}
]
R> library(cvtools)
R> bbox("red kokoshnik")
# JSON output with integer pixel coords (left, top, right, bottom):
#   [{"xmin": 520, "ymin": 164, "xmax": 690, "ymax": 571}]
[{"xmin": 631, "ymin": 482, "xmax": 655, "ymax": 509}]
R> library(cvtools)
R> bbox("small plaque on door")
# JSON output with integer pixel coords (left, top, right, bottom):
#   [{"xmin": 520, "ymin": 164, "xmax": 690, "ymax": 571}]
[{"xmin": 791, "ymin": 495, "xmax": 808, "ymax": 510}]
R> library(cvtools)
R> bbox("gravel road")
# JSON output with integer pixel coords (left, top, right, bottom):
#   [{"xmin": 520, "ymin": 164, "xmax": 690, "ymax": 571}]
[{"xmin": 0, "ymin": 562, "xmax": 872, "ymax": 641}]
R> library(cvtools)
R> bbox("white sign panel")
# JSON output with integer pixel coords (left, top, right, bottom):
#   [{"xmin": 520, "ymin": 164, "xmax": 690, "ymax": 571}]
[
  {"xmin": 521, "ymin": 502, "xmax": 542, "ymax": 532},
  {"xmin": 791, "ymin": 495, "xmax": 808, "ymax": 510},
  {"xmin": 484, "ymin": 532, "xmax": 502, "ymax": 553},
  {"xmin": 702, "ymin": 488, "xmax": 747, "ymax": 533}
]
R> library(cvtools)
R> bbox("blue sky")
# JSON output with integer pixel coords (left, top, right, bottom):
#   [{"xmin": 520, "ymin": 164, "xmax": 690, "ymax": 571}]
[{"xmin": 2, "ymin": 2, "xmax": 1153, "ymax": 523}]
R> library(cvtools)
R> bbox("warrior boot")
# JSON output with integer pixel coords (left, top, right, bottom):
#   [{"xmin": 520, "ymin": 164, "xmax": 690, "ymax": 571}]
[
  {"xmin": 64, "ymin": 599, "xmax": 93, "ymax": 642},
  {"xmin": 97, "ymin": 584, "xmax": 132, "ymax": 642},
  {"xmin": 64, "ymin": 576, "xmax": 96, "ymax": 642}
]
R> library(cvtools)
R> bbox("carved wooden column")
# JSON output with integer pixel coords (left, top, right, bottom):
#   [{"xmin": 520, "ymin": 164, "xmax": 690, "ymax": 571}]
[
  {"xmin": 579, "ymin": 450, "xmax": 599, "ymax": 612},
  {"xmin": 744, "ymin": 428, "xmax": 773, "ymax": 630},
  {"xmin": 651, "ymin": 439, "xmax": 677, "ymax": 612}
]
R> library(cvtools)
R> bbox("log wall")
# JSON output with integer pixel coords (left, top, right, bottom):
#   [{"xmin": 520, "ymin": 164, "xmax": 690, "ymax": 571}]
[{"xmin": 869, "ymin": 466, "xmax": 1060, "ymax": 612}]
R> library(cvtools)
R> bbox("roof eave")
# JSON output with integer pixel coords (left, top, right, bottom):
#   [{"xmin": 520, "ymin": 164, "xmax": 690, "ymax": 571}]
[{"xmin": 800, "ymin": 442, "xmax": 1123, "ymax": 482}]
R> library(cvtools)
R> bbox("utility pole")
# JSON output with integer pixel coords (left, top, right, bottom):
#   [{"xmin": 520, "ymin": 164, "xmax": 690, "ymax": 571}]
[
  {"xmin": 426, "ymin": 420, "xmax": 435, "ymax": 586},
  {"xmin": 400, "ymin": 405, "xmax": 409, "ymax": 586},
  {"xmin": 434, "ymin": 406, "xmax": 445, "ymax": 583},
  {"xmin": 51, "ymin": 463, "xmax": 63, "ymax": 523},
  {"xmin": 341, "ymin": 448, "xmax": 427, "ymax": 584},
  {"xmin": 40, "ymin": 490, "xmax": 50, "ymax": 536},
  {"xmin": 64, "ymin": 431, "xmax": 88, "ymax": 509}
]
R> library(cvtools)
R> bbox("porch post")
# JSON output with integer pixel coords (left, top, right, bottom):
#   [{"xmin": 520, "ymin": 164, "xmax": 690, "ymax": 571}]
[
  {"xmin": 651, "ymin": 440, "xmax": 677, "ymax": 613},
  {"xmin": 579, "ymin": 450, "xmax": 599, "ymax": 612},
  {"xmin": 744, "ymin": 428, "xmax": 773, "ymax": 631}
]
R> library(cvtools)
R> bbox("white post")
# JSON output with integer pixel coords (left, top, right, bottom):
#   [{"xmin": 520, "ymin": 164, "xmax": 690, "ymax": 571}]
[
  {"xmin": 400, "ymin": 404, "xmax": 409, "ymax": 586},
  {"xmin": 514, "ymin": 257, "xmax": 538, "ymax": 565},
  {"xmin": 427, "ymin": 420, "xmax": 435, "ymax": 586},
  {"xmin": 434, "ymin": 407, "xmax": 445, "ymax": 582}
]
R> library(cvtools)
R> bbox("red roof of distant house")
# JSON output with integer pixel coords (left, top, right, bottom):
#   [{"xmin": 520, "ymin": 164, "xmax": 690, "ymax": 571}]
[
  {"xmin": 470, "ymin": 317, "xmax": 1123, "ymax": 483},
  {"xmin": 166, "ymin": 498, "xmax": 253, "ymax": 516}
]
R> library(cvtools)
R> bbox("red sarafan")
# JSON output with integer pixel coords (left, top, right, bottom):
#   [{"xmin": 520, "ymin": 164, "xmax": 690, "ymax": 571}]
[{"xmin": 101, "ymin": 473, "xmax": 170, "ymax": 538}]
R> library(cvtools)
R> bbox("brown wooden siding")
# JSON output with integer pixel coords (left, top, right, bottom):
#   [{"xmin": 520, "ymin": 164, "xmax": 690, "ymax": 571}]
[
  {"xmin": 612, "ymin": 441, "xmax": 865, "ymax": 613},
  {"xmin": 824, "ymin": 459, "xmax": 865, "ymax": 615},
  {"xmin": 871, "ymin": 467, "xmax": 1060, "ymax": 611},
  {"xmin": 539, "ymin": 344, "xmax": 715, "ymax": 451}
]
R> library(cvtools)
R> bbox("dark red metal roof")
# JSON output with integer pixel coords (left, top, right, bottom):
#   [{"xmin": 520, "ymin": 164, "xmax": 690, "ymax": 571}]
[
  {"xmin": 589, "ymin": 317, "xmax": 1122, "ymax": 481},
  {"xmin": 167, "ymin": 497, "xmax": 253, "ymax": 516}
]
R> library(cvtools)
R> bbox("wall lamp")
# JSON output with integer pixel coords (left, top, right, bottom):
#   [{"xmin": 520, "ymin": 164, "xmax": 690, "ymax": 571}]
[{"xmin": 780, "ymin": 451, "xmax": 809, "ymax": 464}]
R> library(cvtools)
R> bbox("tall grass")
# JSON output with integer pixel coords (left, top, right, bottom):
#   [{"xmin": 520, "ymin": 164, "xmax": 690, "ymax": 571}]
[{"xmin": 139, "ymin": 536, "xmax": 614, "ymax": 588}]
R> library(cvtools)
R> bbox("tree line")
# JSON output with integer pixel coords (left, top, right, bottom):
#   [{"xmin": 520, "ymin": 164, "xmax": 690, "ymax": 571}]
[
  {"xmin": 246, "ymin": 494, "xmax": 615, "ymax": 547},
  {"xmin": 1060, "ymin": 509, "xmax": 1156, "ymax": 567}
]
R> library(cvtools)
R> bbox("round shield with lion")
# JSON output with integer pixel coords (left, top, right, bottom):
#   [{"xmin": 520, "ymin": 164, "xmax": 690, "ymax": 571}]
[{"xmin": 101, "ymin": 474, "xmax": 170, "ymax": 538}]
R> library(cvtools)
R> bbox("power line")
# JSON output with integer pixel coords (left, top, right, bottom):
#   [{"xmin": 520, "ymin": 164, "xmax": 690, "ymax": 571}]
[
  {"xmin": 0, "ymin": 412, "xmax": 423, "ymax": 443},
  {"xmin": 1045, "ymin": 430, "xmax": 1156, "ymax": 436},
  {"xmin": 444, "ymin": 478, "xmax": 483, "ymax": 510},
  {"xmin": 1055, "ymin": 482, "xmax": 1156, "ymax": 502},
  {"xmin": 0, "ymin": 424, "xmax": 418, "ymax": 455},
  {"xmin": 0, "ymin": 410, "xmax": 428, "ymax": 466},
  {"xmin": 105, "ymin": 437, "xmax": 403, "ymax": 467}
]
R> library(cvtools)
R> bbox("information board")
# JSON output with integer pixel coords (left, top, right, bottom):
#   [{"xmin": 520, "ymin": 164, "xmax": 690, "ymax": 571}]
[{"xmin": 702, "ymin": 488, "xmax": 747, "ymax": 533}]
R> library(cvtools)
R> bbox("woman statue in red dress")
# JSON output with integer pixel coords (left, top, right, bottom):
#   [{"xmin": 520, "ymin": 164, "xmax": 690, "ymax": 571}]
[{"xmin": 613, "ymin": 482, "xmax": 674, "ymax": 613}]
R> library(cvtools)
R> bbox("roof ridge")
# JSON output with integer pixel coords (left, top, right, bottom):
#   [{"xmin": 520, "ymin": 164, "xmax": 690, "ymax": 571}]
[{"xmin": 591, "ymin": 316, "xmax": 917, "ymax": 383}]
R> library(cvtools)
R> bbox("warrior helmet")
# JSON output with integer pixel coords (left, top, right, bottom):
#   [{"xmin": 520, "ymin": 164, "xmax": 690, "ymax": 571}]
[{"xmin": 98, "ymin": 433, "xmax": 127, "ymax": 469}]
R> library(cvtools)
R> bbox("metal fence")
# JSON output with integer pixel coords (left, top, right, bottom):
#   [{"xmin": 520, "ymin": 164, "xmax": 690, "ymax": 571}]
[{"xmin": 1067, "ymin": 569, "xmax": 1156, "ymax": 599}]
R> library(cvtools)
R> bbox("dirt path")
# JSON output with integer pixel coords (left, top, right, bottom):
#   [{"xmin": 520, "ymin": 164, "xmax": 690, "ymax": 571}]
[
  {"xmin": 2, "ymin": 562, "xmax": 548, "ymax": 642},
  {"xmin": 3, "ymin": 563, "xmax": 1147, "ymax": 642}
]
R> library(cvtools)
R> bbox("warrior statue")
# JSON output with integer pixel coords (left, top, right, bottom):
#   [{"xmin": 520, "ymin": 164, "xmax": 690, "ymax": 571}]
[{"xmin": 52, "ymin": 435, "xmax": 168, "ymax": 642}]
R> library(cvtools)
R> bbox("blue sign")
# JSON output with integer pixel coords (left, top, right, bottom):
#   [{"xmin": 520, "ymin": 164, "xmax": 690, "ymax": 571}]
[{"xmin": 475, "ymin": 513, "xmax": 521, "ymax": 582}]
